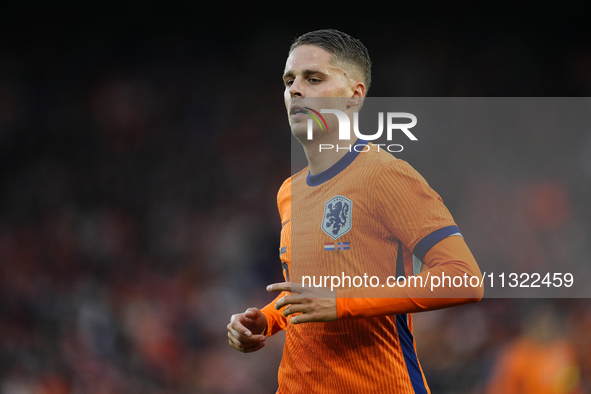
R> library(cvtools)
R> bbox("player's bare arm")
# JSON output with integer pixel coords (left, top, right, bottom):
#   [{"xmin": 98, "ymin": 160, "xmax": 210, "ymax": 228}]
[
  {"xmin": 267, "ymin": 282, "xmax": 337, "ymax": 324},
  {"xmin": 227, "ymin": 307, "xmax": 267, "ymax": 353}
]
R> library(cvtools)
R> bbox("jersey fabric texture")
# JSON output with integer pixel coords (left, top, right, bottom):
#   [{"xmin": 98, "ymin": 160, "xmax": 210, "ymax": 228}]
[{"xmin": 261, "ymin": 140, "xmax": 482, "ymax": 393}]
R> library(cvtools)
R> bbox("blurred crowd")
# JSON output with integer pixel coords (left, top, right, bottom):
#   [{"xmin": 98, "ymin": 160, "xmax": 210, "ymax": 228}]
[{"xmin": 1, "ymin": 14, "xmax": 591, "ymax": 393}]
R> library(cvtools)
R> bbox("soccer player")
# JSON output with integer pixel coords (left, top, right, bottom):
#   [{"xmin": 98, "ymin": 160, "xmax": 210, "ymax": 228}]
[{"xmin": 227, "ymin": 29, "xmax": 483, "ymax": 393}]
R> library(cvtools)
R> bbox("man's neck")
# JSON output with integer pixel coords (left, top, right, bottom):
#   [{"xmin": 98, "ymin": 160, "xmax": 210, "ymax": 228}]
[{"xmin": 301, "ymin": 135, "xmax": 355, "ymax": 175}]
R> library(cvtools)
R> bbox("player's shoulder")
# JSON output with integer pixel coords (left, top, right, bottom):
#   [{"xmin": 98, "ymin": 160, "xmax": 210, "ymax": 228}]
[
  {"xmin": 278, "ymin": 176, "xmax": 291, "ymax": 195},
  {"xmin": 277, "ymin": 165, "xmax": 309, "ymax": 193},
  {"xmin": 360, "ymin": 143, "xmax": 429, "ymax": 184},
  {"xmin": 276, "ymin": 179, "xmax": 291, "ymax": 222},
  {"xmin": 276, "ymin": 167, "xmax": 308, "ymax": 221},
  {"xmin": 277, "ymin": 167, "xmax": 304, "ymax": 195},
  {"xmin": 359, "ymin": 142, "xmax": 409, "ymax": 172}
]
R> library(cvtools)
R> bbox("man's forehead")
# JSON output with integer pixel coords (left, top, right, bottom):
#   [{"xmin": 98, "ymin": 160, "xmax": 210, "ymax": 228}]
[{"xmin": 283, "ymin": 45, "xmax": 337, "ymax": 75}]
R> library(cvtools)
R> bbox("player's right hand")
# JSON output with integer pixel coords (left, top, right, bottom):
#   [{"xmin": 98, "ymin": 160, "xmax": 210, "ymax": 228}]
[{"xmin": 227, "ymin": 307, "xmax": 267, "ymax": 353}]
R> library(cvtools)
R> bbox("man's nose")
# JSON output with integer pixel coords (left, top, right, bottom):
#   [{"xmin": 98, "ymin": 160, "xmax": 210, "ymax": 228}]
[{"xmin": 289, "ymin": 77, "xmax": 304, "ymax": 97}]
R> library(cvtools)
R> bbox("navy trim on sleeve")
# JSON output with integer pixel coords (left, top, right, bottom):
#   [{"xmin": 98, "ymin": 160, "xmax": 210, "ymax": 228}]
[
  {"xmin": 412, "ymin": 225, "xmax": 460, "ymax": 261},
  {"xmin": 306, "ymin": 139, "xmax": 368, "ymax": 187}
]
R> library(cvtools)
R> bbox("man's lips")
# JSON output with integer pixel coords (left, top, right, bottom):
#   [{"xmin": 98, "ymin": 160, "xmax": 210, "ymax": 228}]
[{"xmin": 290, "ymin": 105, "xmax": 307, "ymax": 116}]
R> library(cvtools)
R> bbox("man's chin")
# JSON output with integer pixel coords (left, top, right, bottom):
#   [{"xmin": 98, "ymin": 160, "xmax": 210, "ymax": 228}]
[{"xmin": 290, "ymin": 124, "xmax": 309, "ymax": 143}]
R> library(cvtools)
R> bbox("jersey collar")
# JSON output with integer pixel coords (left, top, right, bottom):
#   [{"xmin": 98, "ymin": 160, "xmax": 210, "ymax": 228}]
[{"xmin": 306, "ymin": 139, "xmax": 369, "ymax": 187}]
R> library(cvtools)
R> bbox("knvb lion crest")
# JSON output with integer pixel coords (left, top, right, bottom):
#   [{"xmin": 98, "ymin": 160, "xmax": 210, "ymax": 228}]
[{"xmin": 322, "ymin": 195, "xmax": 353, "ymax": 240}]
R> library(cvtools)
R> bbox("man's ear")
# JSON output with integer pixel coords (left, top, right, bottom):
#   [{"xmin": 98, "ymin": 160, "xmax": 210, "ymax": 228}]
[
  {"xmin": 352, "ymin": 81, "xmax": 366, "ymax": 98},
  {"xmin": 347, "ymin": 82, "xmax": 366, "ymax": 108}
]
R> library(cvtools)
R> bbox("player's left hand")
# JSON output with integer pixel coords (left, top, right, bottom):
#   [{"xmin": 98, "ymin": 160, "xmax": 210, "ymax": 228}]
[{"xmin": 267, "ymin": 282, "xmax": 337, "ymax": 324}]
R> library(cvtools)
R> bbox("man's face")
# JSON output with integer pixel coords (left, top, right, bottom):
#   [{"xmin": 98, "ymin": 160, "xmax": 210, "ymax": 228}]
[{"xmin": 283, "ymin": 45, "xmax": 361, "ymax": 141}]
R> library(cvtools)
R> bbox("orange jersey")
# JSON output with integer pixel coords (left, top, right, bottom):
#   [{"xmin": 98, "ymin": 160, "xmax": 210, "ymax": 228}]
[{"xmin": 261, "ymin": 141, "xmax": 482, "ymax": 393}]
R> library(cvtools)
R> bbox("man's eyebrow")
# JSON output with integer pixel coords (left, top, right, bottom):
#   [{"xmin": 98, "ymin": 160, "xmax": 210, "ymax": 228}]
[{"xmin": 282, "ymin": 69, "xmax": 327, "ymax": 80}]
